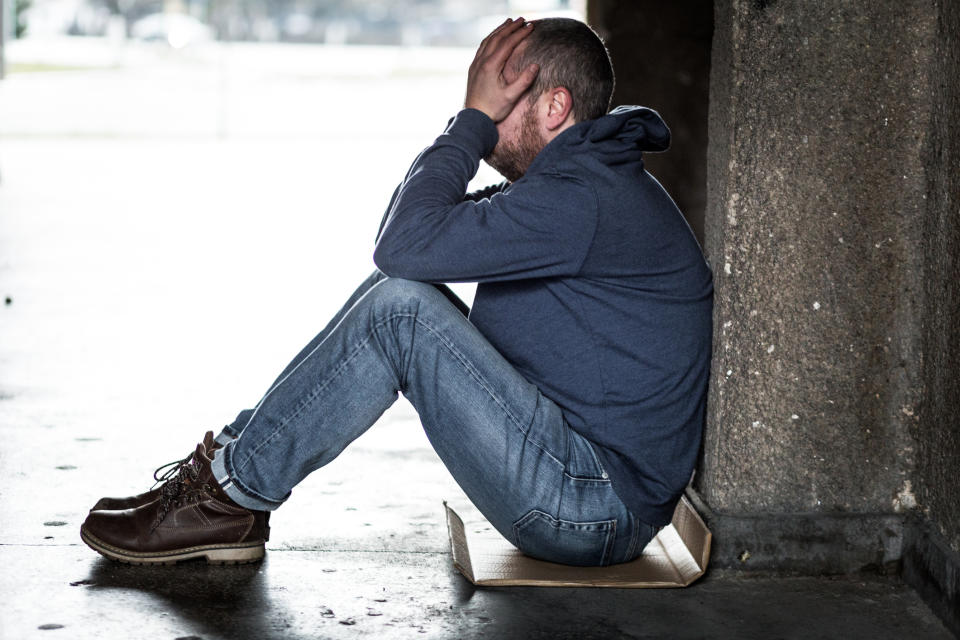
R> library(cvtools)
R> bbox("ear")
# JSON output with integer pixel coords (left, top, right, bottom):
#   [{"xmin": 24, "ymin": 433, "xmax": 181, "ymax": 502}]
[{"xmin": 544, "ymin": 87, "xmax": 574, "ymax": 130}]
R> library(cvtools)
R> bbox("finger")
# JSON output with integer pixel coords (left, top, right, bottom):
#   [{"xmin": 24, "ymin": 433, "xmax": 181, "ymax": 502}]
[
  {"xmin": 481, "ymin": 17, "xmax": 527, "ymax": 61},
  {"xmin": 476, "ymin": 17, "xmax": 517, "ymax": 59},
  {"xmin": 486, "ymin": 20, "xmax": 534, "ymax": 68},
  {"xmin": 472, "ymin": 19, "xmax": 508, "ymax": 64},
  {"xmin": 503, "ymin": 63, "xmax": 540, "ymax": 101}
]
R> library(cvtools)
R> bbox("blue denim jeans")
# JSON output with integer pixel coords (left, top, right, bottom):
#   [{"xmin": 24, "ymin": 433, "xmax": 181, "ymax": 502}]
[{"xmin": 211, "ymin": 271, "xmax": 656, "ymax": 566}]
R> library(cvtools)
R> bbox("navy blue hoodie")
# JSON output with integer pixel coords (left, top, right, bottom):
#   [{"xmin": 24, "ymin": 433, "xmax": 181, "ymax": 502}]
[{"xmin": 374, "ymin": 107, "xmax": 713, "ymax": 526}]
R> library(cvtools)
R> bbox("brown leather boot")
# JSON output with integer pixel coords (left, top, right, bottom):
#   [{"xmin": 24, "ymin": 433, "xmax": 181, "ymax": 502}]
[
  {"xmin": 90, "ymin": 431, "xmax": 220, "ymax": 512},
  {"xmin": 80, "ymin": 443, "xmax": 268, "ymax": 565}
]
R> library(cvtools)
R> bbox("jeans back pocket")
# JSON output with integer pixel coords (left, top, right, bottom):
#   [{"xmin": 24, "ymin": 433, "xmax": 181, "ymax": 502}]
[{"xmin": 513, "ymin": 510, "xmax": 616, "ymax": 567}]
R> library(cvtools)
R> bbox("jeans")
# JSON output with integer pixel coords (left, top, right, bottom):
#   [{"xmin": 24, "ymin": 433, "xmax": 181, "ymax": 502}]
[{"xmin": 211, "ymin": 271, "xmax": 656, "ymax": 566}]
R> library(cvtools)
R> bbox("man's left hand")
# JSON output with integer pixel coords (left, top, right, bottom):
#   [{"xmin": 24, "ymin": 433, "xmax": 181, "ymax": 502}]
[{"xmin": 464, "ymin": 18, "xmax": 540, "ymax": 123}]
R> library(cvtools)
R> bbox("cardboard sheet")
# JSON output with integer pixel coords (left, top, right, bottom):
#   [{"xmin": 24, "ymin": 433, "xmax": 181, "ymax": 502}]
[{"xmin": 445, "ymin": 496, "xmax": 711, "ymax": 588}]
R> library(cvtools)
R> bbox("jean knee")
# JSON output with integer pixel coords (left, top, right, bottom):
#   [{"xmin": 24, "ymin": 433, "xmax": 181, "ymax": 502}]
[{"xmin": 367, "ymin": 277, "xmax": 445, "ymax": 313}]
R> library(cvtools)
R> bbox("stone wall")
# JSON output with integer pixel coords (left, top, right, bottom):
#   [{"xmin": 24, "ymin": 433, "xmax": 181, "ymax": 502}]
[
  {"xmin": 589, "ymin": 0, "xmax": 960, "ymax": 628},
  {"xmin": 694, "ymin": 0, "xmax": 959, "ymax": 629},
  {"xmin": 588, "ymin": 1, "xmax": 959, "ymax": 629},
  {"xmin": 702, "ymin": 0, "xmax": 930, "ymax": 523},
  {"xmin": 906, "ymin": 0, "xmax": 960, "ymax": 632},
  {"xmin": 694, "ymin": 0, "xmax": 958, "ymax": 569},
  {"xmin": 915, "ymin": 0, "xmax": 960, "ymax": 562}
]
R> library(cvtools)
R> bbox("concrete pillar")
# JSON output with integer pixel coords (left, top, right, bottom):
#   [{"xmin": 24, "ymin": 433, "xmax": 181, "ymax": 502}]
[
  {"xmin": 698, "ymin": 0, "xmax": 959, "ymax": 611},
  {"xmin": 903, "ymin": 1, "xmax": 960, "ymax": 632}
]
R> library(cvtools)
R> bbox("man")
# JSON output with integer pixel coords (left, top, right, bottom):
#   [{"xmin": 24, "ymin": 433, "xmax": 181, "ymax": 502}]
[{"xmin": 81, "ymin": 17, "xmax": 713, "ymax": 568}]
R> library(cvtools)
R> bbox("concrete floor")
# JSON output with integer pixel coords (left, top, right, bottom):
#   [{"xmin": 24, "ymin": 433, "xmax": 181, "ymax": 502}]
[{"xmin": 0, "ymin": 38, "xmax": 955, "ymax": 640}]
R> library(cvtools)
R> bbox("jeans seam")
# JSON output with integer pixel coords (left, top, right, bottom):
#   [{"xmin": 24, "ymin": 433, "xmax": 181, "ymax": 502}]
[
  {"xmin": 562, "ymin": 474, "xmax": 610, "ymax": 483},
  {"xmin": 231, "ymin": 272, "xmax": 389, "ymax": 444},
  {"xmin": 602, "ymin": 518, "xmax": 616, "ymax": 566},
  {"xmin": 230, "ymin": 286, "xmax": 566, "ymax": 500},
  {"xmin": 513, "ymin": 511, "xmax": 618, "ymax": 566},
  {"xmin": 411, "ymin": 315, "xmax": 564, "ymax": 470},
  {"xmin": 562, "ymin": 434, "xmax": 609, "ymax": 482},
  {"xmin": 234, "ymin": 313, "xmax": 412, "ymax": 475},
  {"xmin": 625, "ymin": 514, "xmax": 641, "ymax": 560},
  {"xmin": 586, "ymin": 439, "xmax": 607, "ymax": 477}
]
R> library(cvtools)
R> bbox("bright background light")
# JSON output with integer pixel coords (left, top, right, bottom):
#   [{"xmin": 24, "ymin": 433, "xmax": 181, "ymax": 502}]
[{"xmin": 0, "ymin": 3, "xmax": 584, "ymax": 522}]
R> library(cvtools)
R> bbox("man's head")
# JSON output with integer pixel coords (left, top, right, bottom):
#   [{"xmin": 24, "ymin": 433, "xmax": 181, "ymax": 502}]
[
  {"xmin": 485, "ymin": 18, "xmax": 615, "ymax": 182},
  {"xmin": 513, "ymin": 18, "xmax": 615, "ymax": 124}
]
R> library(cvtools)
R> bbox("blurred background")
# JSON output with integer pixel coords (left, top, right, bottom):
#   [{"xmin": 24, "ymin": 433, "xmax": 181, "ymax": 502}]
[
  {"xmin": 0, "ymin": 1, "xmax": 584, "ymax": 440},
  {"xmin": 0, "ymin": 0, "xmax": 585, "ymax": 140},
  {"xmin": 7, "ymin": 0, "xmax": 583, "ymax": 47}
]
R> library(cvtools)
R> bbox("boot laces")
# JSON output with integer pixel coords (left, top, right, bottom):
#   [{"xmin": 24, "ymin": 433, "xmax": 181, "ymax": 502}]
[
  {"xmin": 150, "ymin": 452, "xmax": 194, "ymax": 489},
  {"xmin": 150, "ymin": 459, "xmax": 204, "ymax": 531}
]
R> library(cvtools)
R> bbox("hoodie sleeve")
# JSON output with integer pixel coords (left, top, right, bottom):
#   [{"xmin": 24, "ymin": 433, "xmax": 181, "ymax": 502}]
[
  {"xmin": 373, "ymin": 180, "xmax": 508, "ymax": 245},
  {"xmin": 373, "ymin": 109, "xmax": 598, "ymax": 283},
  {"xmin": 463, "ymin": 181, "xmax": 509, "ymax": 202}
]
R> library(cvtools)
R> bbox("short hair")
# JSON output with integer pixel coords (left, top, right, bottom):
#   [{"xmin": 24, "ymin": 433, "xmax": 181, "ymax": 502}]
[{"xmin": 516, "ymin": 18, "xmax": 615, "ymax": 122}]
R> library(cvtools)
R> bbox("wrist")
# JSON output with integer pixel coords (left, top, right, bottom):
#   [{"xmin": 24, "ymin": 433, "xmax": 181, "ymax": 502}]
[
  {"xmin": 447, "ymin": 109, "xmax": 499, "ymax": 157},
  {"xmin": 463, "ymin": 95, "xmax": 500, "ymax": 121}
]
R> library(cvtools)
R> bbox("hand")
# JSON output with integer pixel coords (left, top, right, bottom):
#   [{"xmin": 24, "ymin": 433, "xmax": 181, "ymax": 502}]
[{"xmin": 464, "ymin": 18, "xmax": 540, "ymax": 123}]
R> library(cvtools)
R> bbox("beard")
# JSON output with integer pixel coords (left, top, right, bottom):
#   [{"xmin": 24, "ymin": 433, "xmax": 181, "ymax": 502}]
[{"xmin": 484, "ymin": 103, "xmax": 546, "ymax": 183}]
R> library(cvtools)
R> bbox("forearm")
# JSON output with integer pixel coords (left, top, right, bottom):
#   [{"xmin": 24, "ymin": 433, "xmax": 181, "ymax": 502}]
[
  {"xmin": 373, "ymin": 109, "xmax": 497, "ymax": 274},
  {"xmin": 375, "ymin": 178, "xmax": 506, "ymax": 246}
]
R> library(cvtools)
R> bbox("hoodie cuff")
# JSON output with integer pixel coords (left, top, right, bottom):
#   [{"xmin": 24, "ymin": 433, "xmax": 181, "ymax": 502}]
[{"xmin": 444, "ymin": 108, "xmax": 499, "ymax": 158}]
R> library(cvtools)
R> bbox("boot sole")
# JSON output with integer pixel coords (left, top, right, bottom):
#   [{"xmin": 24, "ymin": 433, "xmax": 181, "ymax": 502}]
[{"xmin": 80, "ymin": 526, "xmax": 265, "ymax": 566}]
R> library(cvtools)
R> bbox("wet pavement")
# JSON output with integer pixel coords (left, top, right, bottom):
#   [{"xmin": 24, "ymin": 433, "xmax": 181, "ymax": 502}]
[
  {"xmin": 0, "ymin": 37, "xmax": 955, "ymax": 640},
  {"xmin": 3, "ymin": 544, "xmax": 955, "ymax": 639}
]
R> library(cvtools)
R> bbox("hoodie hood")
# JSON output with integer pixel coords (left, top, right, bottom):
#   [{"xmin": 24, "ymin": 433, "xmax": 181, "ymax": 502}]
[{"xmin": 530, "ymin": 105, "xmax": 671, "ymax": 172}]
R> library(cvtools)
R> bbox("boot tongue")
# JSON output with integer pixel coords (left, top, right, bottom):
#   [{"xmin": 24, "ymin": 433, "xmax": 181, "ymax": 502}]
[
  {"xmin": 184, "ymin": 443, "xmax": 208, "ymax": 484},
  {"xmin": 202, "ymin": 430, "xmax": 215, "ymax": 453}
]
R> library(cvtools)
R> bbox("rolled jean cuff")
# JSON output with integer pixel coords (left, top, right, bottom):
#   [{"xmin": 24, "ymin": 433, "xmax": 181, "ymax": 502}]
[
  {"xmin": 214, "ymin": 429, "xmax": 237, "ymax": 446},
  {"xmin": 211, "ymin": 447, "xmax": 284, "ymax": 512}
]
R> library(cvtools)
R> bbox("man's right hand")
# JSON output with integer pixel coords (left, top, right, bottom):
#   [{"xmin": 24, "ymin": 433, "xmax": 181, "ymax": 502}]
[{"xmin": 464, "ymin": 18, "xmax": 540, "ymax": 123}]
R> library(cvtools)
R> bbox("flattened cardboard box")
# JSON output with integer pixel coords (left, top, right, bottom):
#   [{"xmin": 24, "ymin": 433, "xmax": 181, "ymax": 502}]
[{"xmin": 445, "ymin": 496, "xmax": 711, "ymax": 588}]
